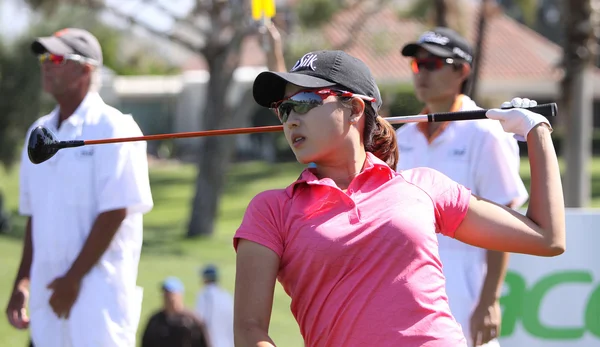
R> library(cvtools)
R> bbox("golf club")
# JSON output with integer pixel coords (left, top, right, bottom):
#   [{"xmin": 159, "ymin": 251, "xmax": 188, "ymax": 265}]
[{"xmin": 27, "ymin": 103, "xmax": 558, "ymax": 164}]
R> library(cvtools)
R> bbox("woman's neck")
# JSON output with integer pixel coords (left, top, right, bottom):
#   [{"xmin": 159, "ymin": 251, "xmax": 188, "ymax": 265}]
[{"xmin": 313, "ymin": 149, "xmax": 367, "ymax": 190}]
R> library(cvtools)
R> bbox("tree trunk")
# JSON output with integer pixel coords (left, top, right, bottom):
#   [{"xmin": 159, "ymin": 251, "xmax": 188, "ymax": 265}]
[
  {"xmin": 187, "ymin": 43, "xmax": 243, "ymax": 238},
  {"xmin": 434, "ymin": 0, "xmax": 448, "ymax": 26},
  {"xmin": 468, "ymin": 0, "xmax": 491, "ymax": 101},
  {"xmin": 561, "ymin": 0, "xmax": 597, "ymax": 207}
]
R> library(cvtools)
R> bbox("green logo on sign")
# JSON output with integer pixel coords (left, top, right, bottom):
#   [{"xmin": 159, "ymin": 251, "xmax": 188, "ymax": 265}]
[{"xmin": 500, "ymin": 270, "xmax": 600, "ymax": 339}]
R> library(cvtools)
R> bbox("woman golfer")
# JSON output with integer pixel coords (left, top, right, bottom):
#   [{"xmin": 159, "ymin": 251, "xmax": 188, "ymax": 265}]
[{"xmin": 233, "ymin": 50, "xmax": 564, "ymax": 347}]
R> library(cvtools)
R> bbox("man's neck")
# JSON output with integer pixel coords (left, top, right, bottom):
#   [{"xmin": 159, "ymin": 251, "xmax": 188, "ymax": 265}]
[
  {"xmin": 55, "ymin": 91, "xmax": 89, "ymax": 127},
  {"xmin": 165, "ymin": 304, "xmax": 184, "ymax": 316},
  {"xmin": 423, "ymin": 94, "xmax": 462, "ymax": 137},
  {"xmin": 425, "ymin": 95, "xmax": 459, "ymax": 114}
]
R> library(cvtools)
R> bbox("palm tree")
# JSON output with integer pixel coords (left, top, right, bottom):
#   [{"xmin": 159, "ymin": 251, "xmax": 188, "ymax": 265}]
[{"xmin": 560, "ymin": 0, "xmax": 598, "ymax": 207}]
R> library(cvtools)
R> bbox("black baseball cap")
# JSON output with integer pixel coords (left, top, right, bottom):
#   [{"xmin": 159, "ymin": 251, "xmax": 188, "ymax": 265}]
[
  {"xmin": 31, "ymin": 28, "xmax": 103, "ymax": 65},
  {"xmin": 401, "ymin": 27, "xmax": 473, "ymax": 65},
  {"xmin": 253, "ymin": 50, "xmax": 382, "ymax": 112}
]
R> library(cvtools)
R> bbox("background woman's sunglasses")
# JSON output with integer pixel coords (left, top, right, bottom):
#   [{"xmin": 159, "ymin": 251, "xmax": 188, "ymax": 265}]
[
  {"xmin": 38, "ymin": 53, "xmax": 99, "ymax": 66},
  {"xmin": 410, "ymin": 57, "xmax": 457, "ymax": 73},
  {"xmin": 272, "ymin": 88, "xmax": 376, "ymax": 123}
]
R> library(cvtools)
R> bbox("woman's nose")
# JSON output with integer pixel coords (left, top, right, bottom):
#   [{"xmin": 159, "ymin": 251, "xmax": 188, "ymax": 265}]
[{"xmin": 285, "ymin": 113, "xmax": 300, "ymax": 128}]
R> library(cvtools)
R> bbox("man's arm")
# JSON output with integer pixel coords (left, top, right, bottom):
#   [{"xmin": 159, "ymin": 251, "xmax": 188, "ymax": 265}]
[
  {"xmin": 65, "ymin": 209, "xmax": 126, "ymax": 282},
  {"xmin": 6, "ymin": 217, "xmax": 33, "ymax": 329},
  {"xmin": 141, "ymin": 314, "xmax": 159, "ymax": 347},
  {"xmin": 13, "ymin": 217, "xmax": 33, "ymax": 291}
]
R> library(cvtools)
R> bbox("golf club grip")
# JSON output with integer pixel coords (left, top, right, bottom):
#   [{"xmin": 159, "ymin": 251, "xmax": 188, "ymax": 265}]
[{"xmin": 429, "ymin": 103, "xmax": 557, "ymax": 122}]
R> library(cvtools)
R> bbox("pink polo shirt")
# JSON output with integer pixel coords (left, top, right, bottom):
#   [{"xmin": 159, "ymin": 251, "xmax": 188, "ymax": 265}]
[{"xmin": 233, "ymin": 152, "xmax": 471, "ymax": 347}]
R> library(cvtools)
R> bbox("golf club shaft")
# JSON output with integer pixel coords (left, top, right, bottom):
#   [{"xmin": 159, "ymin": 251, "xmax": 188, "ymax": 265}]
[{"xmin": 69, "ymin": 103, "xmax": 556, "ymax": 147}]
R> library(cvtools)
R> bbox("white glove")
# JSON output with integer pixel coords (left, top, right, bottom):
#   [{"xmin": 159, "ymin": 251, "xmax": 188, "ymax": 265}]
[{"xmin": 486, "ymin": 97, "xmax": 552, "ymax": 141}]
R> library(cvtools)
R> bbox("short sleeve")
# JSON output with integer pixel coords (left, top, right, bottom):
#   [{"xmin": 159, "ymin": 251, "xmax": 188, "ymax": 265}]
[
  {"xmin": 474, "ymin": 130, "xmax": 529, "ymax": 208},
  {"xmin": 18, "ymin": 128, "xmax": 33, "ymax": 216},
  {"xmin": 233, "ymin": 190, "xmax": 285, "ymax": 258},
  {"xmin": 403, "ymin": 168, "xmax": 472, "ymax": 238},
  {"xmin": 94, "ymin": 118, "xmax": 154, "ymax": 215}
]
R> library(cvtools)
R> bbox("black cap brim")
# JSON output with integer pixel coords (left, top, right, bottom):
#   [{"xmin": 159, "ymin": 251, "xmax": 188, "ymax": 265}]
[
  {"xmin": 253, "ymin": 71, "xmax": 337, "ymax": 108},
  {"xmin": 31, "ymin": 36, "xmax": 75, "ymax": 56},
  {"xmin": 401, "ymin": 43, "xmax": 453, "ymax": 59}
]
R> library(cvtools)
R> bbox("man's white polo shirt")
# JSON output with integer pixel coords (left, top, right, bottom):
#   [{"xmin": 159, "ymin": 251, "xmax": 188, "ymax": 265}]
[
  {"xmin": 19, "ymin": 92, "xmax": 154, "ymax": 347},
  {"xmin": 395, "ymin": 95, "xmax": 528, "ymax": 346}
]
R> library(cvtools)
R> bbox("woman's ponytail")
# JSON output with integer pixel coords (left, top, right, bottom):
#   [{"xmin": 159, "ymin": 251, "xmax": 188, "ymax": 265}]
[{"xmin": 363, "ymin": 107, "xmax": 399, "ymax": 170}]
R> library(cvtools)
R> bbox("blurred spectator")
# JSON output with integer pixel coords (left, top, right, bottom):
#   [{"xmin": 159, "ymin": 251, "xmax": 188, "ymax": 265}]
[
  {"xmin": 396, "ymin": 27, "xmax": 528, "ymax": 347},
  {"xmin": 6, "ymin": 27, "xmax": 153, "ymax": 347},
  {"xmin": 141, "ymin": 277, "xmax": 211, "ymax": 347},
  {"xmin": 195, "ymin": 265, "xmax": 234, "ymax": 347}
]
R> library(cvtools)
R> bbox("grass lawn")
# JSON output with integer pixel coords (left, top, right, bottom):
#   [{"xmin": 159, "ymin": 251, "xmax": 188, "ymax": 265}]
[{"xmin": 1, "ymin": 156, "xmax": 599, "ymax": 347}]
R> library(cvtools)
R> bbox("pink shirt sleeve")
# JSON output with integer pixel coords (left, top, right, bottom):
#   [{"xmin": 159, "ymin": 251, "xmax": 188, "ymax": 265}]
[
  {"xmin": 233, "ymin": 190, "xmax": 285, "ymax": 258},
  {"xmin": 400, "ymin": 168, "xmax": 472, "ymax": 238}
]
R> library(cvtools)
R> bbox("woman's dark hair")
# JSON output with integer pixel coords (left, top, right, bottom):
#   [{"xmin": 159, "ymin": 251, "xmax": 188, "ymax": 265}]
[
  {"xmin": 337, "ymin": 86, "xmax": 399, "ymax": 170},
  {"xmin": 362, "ymin": 105, "xmax": 399, "ymax": 171}
]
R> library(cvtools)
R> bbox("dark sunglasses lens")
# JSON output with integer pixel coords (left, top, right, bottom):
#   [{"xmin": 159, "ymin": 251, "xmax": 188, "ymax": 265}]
[
  {"xmin": 277, "ymin": 92, "xmax": 324, "ymax": 123},
  {"xmin": 277, "ymin": 102, "xmax": 293, "ymax": 123}
]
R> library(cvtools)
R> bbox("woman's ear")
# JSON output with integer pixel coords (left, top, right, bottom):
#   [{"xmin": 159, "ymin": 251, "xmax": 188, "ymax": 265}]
[{"xmin": 350, "ymin": 97, "xmax": 366, "ymax": 117}]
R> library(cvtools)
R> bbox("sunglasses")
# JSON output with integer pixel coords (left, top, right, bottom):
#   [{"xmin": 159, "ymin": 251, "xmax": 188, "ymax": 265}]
[
  {"xmin": 272, "ymin": 88, "xmax": 376, "ymax": 123},
  {"xmin": 38, "ymin": 53, "xmax": 99, "ymax": 66},
  {"xmin": 410, "ymin": 57, "xmax": 457, "ymax": 73}
]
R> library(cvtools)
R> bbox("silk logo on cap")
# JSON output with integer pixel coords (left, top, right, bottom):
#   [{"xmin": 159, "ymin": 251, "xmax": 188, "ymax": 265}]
[{"xmin": 291, "ymin": 53, "xmax": 318, "ymax": 72}]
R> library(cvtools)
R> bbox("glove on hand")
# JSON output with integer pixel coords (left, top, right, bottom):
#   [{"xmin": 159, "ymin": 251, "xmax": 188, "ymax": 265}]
[{"xmin": 486, "ymin": 97, "xmax": 552, "ymax": 141}]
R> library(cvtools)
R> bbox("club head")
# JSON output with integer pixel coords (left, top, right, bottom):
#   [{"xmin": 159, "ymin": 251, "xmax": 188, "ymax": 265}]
[{"xmin": 27, "ymin": 126, "xmax": 60, "ymax": 164}]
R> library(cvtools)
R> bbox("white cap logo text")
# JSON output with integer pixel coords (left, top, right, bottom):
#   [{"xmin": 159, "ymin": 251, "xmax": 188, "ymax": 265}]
[{"xmin": 291, "ymin": 53, "xmax": 318, "ymax": 72}]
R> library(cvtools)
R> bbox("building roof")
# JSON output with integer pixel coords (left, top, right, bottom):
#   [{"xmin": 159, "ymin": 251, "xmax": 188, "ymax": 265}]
[{"xmin": 314, "ymin": 2, "xmax": 566, "ymax": 84}]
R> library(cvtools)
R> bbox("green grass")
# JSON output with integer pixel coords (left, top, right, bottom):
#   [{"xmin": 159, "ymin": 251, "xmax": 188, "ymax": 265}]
[{"xmin": 1, "ymin": 156, "xmax": 600, "ymax": 347}]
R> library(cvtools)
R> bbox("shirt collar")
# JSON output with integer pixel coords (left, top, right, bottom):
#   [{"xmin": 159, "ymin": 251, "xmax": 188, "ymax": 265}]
[
  {"xmin": 284, "ymin": 152, "xmax": 395, "ymax": 197},
  {"xmin": 47, "ymin": 92, "xmax": 103, "ymax": 130}
]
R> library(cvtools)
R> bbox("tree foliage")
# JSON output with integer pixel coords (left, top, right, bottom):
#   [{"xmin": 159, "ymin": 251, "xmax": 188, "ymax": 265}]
[
  {"xmin": 19, "ymin": 0, "xmax": 260, "ymax": 238},
  {"xmin": 0, "ymin": 38, "xmax": 42, "ymax": 171},
  {"xmin": 0, "ymin": 3, "xmax": 180, "ymax": 171}
]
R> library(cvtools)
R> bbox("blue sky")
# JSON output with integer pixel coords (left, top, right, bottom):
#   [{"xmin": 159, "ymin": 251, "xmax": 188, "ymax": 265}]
[{"xmin": 1, "ymin": 0, "xmax": 30, "ymax": 39}]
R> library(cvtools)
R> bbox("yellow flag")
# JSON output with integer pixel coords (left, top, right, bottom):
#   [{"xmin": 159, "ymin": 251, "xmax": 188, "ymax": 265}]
[
  {"xmin": 251, "ymin": 0, "xmax": 263, "ymax": 20},
  {"xmin": 264, "ymin": 0, "xmax": 276, "ymax": 18},
  {"xmin": 251, "ymin": 0, "xmax": 276, "ymax": 21}
]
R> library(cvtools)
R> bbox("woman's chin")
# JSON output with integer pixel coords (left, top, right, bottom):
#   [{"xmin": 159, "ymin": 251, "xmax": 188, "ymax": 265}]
[{"xmin": 294, "ymin": 152, "xmax": 317, "ymax": 166}]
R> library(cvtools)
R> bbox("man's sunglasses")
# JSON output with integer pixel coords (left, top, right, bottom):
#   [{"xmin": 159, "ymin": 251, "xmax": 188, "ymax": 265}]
[
  {"xmin": 410, "ymin": 57, "xmax": 458, "ymax": 73},
  {"xmin": 271, "ymin": 88, "xmax": 376, "ymax": 124},
  {"xmin": 38, "ymin": 53, "xmax": 99, "ymax": 66}
]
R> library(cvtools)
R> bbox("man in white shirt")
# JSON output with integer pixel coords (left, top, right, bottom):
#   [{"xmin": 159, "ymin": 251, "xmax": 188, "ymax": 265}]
[
  {"xmin": 396, "ymin": 27, "xmax": 529, "ymax": 347},
  {"xmin": 195, "ymin": 265, "xmax": 234, "ymax": 347},
  {"xmin": 5, "ymin": 27, "xmax": 154, "ymax": 347}
]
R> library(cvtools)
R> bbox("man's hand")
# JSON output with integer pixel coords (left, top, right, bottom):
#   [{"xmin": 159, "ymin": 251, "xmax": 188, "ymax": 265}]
[
  {"xmin": 6, "ymin": 285, "xmax": 30, "ymax": 329},
  {"xmin": 470, "ymin": 300, "xmax": 501, "ymax": 346},
  {"xmin": 47, "ymin": 274, "xmax": 81, "ymax": 319}
]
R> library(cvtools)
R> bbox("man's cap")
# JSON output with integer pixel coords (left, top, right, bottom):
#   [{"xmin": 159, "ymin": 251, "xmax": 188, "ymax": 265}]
[
  {"xmin": 31, "ymin": 28, "xmax": 103, "ymax": 65},
  {"xmin": 162, "ymin": 276, "xmax": 184, "ymax": 293},
  {"xmin": 201, "ymin": 264, "xmax": 218, "ymax": 281},
  {"xmin": 401, "ymin": 27, "xmax": 473, "ymax": 64},
  {"xmin": 253, "ymin": 50, "xmax": 382, "ymax": 112}
]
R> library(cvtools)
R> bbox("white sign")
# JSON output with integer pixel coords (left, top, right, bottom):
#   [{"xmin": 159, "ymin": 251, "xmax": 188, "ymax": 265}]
[{"xmin": 498, "ymin": 209, "xmax": 600, "ymax": 346}]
